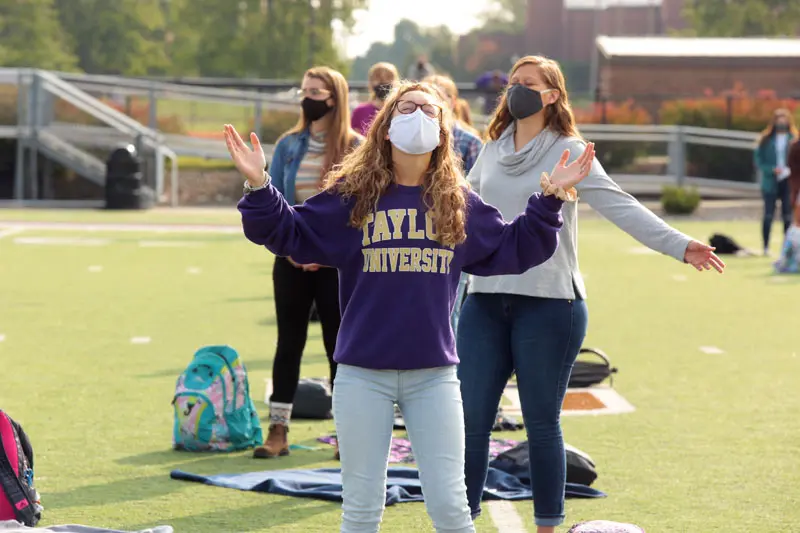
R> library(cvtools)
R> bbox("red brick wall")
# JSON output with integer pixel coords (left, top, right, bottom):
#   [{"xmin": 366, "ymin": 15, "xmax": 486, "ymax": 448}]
[
  {"xmin": 601, "ymin": 61, "xmax": 800, "ymax": 101},
  {"xmin": 563, "ymin": 9, "xmax": 595, "ymax": 63},
  {"xmin": 525, "ymin": 0, "xmax": 688, "ymax": 64},
  {"xmin": 526, "ymin": 0, "xmax": 565, "ymax": 59}
]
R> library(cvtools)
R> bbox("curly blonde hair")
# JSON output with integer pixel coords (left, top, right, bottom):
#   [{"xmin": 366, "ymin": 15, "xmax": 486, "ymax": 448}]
[{"xmin": 324, "ymin": 82, "xmax": 468, "ymax": 247}]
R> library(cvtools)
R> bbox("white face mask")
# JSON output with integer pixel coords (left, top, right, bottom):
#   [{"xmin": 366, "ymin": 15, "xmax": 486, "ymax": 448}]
[{"xmin": 388, "ymin": 109, "xmax": 441, "ymax": 155}]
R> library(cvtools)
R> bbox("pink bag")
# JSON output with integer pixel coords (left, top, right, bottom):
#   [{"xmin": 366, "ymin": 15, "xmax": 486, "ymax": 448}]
[{"xmin": 0, "ymin": 410, "xmax": 40, "ymax": 526}]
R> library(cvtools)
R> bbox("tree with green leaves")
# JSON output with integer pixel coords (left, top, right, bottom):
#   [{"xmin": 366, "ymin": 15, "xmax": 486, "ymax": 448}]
[
  {"xmin": 0, "ymin": 0, "xmax": 78, "ymax": 71},
  {"xmin": 55, "ymin": 0, "xmax": 170, "ymax": 75},
  {"xmin": 681, "ymin": 0, "xmax": 800, "ymax": 37}
]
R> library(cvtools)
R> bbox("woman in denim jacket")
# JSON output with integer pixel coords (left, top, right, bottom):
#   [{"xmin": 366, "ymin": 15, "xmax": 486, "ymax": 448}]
[{"xmin": 253, "ymin": 66, "xmax": 362, "ymax": 460}]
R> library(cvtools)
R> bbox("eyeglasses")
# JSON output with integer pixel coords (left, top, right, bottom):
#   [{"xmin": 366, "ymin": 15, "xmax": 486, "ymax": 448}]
[
  {"xmin": 395, "ymin": 100, "xmax": 442, "ymax": 119},
  {"xmin": 295, "ymin": 87, "xmax": 331, "ymax": 99}
]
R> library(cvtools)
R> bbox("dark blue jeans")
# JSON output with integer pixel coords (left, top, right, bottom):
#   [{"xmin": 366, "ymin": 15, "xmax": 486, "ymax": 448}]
[
  {"xmin": 763, "ymin": 178, "xmax": 792, "ymax": 251},
  {"xmin": 457, "ymin": 293, "xmax": 588, "ymax": 527}
]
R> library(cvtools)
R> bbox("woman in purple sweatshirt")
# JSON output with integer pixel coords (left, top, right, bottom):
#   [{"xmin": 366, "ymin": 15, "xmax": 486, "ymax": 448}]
[{"xmin": 225, "ymin": 81, "xmax": 595, "ymax": 533}]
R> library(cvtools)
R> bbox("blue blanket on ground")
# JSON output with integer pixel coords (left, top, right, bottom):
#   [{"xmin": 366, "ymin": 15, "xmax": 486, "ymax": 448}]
[{"xmin": 170, "ymin": 466, "xmax": 605, "ymax": 505}]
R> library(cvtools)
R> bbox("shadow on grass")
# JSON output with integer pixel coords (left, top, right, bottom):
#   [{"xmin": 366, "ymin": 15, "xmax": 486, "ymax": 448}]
[
  {"xmin": 50, "ymin": 451, "xmax": 334, "ymax": 510},
  {"xmin": 124, "ymin": 498, "xmax": 335, "ymax": 533},
  {"xmin": 44, "ymin": 474, "xmax": 181, "ymax": 510},
  {"xmin": 116, "ymin": 446, "xmax": 334, "ymax": 474}
]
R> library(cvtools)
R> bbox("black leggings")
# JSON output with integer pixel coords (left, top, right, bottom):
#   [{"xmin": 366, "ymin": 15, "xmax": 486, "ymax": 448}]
[
  {"xmin": 762, "ymin": 178, "xmax": 792, "ymax": 250},
  {"xmin": 270, "ymin": 257, "xmax": 340, "ymax": 404}
]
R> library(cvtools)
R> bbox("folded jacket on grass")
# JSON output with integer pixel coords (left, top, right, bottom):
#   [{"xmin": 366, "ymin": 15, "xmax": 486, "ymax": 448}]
[{"xmin": 170, "ymin": 466, "xmax": 605, "ymax": 505}]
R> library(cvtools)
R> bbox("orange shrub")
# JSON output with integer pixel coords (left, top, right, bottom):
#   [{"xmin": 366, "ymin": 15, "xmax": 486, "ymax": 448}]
[
  {"xmin": 659, "ymin": 84, "xmax": 800, "ymax": 131},
  {"xmin": 574, "ymin": 99, "xmax": 652, "ymax": 125}
]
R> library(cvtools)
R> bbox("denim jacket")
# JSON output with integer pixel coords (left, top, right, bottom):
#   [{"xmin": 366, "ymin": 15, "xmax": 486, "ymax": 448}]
[{"xmin": 269, "ymin": 128, "xmax": 362, "ymax": 205}]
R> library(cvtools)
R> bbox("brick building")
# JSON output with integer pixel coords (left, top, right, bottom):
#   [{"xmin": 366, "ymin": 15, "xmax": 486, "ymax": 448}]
[
  {"xmin": 526, "ymin": 0, "xmax": 687, "ymax": 64},
  {"xmin": 594, "ymin": 36, "xmax": 800, "ymax": 102}
]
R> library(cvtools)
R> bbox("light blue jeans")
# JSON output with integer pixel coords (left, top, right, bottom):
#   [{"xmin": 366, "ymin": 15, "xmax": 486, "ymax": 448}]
[{"xmin": 333, "ymin": 364, "xmax": 475, "ymax": 533}]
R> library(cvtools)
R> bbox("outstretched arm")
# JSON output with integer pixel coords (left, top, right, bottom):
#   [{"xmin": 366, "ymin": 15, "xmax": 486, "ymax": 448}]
[
  {"xmin": 574, "ymin": 144, "xmax": 725, "ymax": 273},
  {"xmin": 226, "ymin": 124, "xmax": 349, "ymax": 267}
]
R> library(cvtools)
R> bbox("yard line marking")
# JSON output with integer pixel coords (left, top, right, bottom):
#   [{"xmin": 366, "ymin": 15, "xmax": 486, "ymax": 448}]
[
  {"xmin": 14, "ymin": 236, "xmax": 110, "ymax": 246},
  {"xmin": 699, "ymin": 346, "xmax": 724, "ymax": 354},
  {"xmin": 628, "ymin": 247, "xmax": 658, "ymax": 255},
  {"xmin": 130, "ymin": 337, "xmax": 151, "ymax": 344},
  {"xmin": 0, "ymin": 227, "xmax": 22, "ymax": 239},
  {"xmin": 0, "ymin": 334, "xmax": 5, "ymax": 343},
  {"xmin": 88, "ymin": 265, "xmax": 104, "ymax": 273},
  {"xmin": 672, "ymin": 274, "xmax": 687, "ymax": 281},
  {"xmin": 487, "ymin": 500, "xmax": 526, "ymax": 533},
  {"xmin": 138, "ymin": 240, "xmax": 202, "ymax": 248},
  {"xmin": 769, "ymin": 276, "xmax": 788, "ymax": 283},
  {"xmin": 186, "ymin": 267, "xmax": 202, "ymax": 275}
]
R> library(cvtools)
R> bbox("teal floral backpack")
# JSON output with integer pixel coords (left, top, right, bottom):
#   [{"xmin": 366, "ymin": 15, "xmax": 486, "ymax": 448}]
[{"xmin": 172, "ymin": 345, "xmax": 263, "ymax": 452}]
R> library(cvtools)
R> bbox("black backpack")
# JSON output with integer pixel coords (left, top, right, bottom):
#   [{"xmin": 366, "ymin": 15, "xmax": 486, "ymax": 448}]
[
  {"xmin": 569, "ymin": 348, "xmax": 617, "ymax": 389},
  {"xmin": 0, "ymin": 410, "xmax": 40, "ymax": 526},
  {"xmin": 709, "ymin": 233, "xmax": 743, "ymax": 255},
  {"xmin": 489, "ymin": 440, "xmax": 598, "ymax": 487},
  {"xmin": 292, "ymin": 378, "xmax": 333, "ymax": 420}
]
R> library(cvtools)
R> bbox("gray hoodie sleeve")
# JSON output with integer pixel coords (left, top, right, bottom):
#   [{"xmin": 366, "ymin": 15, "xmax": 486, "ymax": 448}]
[{"xmin": 567, "ymin": 139, "xmax": 692, "ymax": 261}]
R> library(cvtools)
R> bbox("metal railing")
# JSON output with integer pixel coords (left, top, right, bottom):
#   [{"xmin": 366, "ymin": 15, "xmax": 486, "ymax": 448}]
[
  {"xmin": 8, "ymin": 68, "xmax": 179, "ymax": 201},
  {"xmin": 0, "ymin": 69, "xmax": 767, "ymax": 207}
]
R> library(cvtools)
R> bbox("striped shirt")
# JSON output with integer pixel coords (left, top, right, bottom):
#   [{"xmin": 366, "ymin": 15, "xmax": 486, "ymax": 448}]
[{"xmin": 295, "ymin": 132, "xmax": 326, "ymax": 202}]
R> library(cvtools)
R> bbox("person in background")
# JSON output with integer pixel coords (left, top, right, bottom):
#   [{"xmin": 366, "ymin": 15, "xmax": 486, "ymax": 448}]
[
  {"xmin": 407, "ymin": 53, "xmax": 435, "ymax": 81},
  {"xmin": 424, "ymin": 74, "xmax": 485, "ymax": 333},
  {"xmin": 475, "ymin": 69, "xmax": 508, "ymax": 116},
  {"xmin": 754, "ymin": 108, "xmax": 798, "ymax": 256},
  {"xmin": 424, "ymin": 75, "xmax": 483, "ymax": 175},
  {"xmin": 788, "ymin": 135, "xmax": 800, "ymax": 211},
  {"xmin": 351, "ymin": 62, "xmax": 399, "ymax": 136},
  {"xmin": 252, "ymin": 66, "xmax": 361, "ymax": 460},
  {"xmin": 774, "ymin": 200, "xmax": 800, "ymax": 274},
  {"xmin": 227, "ymin": 80, "xmax": 594, "ymax": 533},
  {"xmin": 457, "ymin": 55, "xmax": 725, "ymax": 533},
  {"xmin": 456, "ymin": 98, "xmax": 475, "ymax": 129}
]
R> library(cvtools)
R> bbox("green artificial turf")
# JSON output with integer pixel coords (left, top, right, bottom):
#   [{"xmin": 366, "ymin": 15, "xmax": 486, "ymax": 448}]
[{"xmin": 0, "ymin": 213, "xmax": 796, "ymax": 532}]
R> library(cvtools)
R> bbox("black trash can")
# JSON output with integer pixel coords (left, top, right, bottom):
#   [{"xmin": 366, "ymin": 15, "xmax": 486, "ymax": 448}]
[{"xmin": 105, "ymin": 144, "xmax": 155, "ymax": 210}]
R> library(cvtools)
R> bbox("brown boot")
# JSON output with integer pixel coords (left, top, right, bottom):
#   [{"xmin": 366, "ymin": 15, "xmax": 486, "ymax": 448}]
[{"xmin": 253, "ymin": 424, "xmax": 290, "ymax": 458}]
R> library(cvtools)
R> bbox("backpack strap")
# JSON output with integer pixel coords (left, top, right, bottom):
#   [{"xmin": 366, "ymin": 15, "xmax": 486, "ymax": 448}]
[
  {"xmin": 0, "ymin": 442, "xmax": 36, "ymax": 526},
  {"xmin": 10, "ymin": 419, "xmax": 33, "ymax": 470},
  {"xmin": 578, "ymin": 347, "xmax": 618, "ymax": 387}
]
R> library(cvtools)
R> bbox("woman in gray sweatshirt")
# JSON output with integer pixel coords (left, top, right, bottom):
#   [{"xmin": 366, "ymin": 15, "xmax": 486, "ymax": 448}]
[{"xmin": 457, "ymin": 56, "xmax": 726, "ymax": 532}]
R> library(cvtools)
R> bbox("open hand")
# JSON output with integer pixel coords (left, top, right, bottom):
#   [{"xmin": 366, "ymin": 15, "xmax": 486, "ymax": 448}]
[
  {"xmin": 549, "ymin": 142, "xmax": 596, "ymax": 190},
  {"xmin": 684, "ymin": 240, "xmax": 726, "ymax": 273},
  {"xmin": 224, "ymin": 124, "xmax": 267, "ymax": 185}
]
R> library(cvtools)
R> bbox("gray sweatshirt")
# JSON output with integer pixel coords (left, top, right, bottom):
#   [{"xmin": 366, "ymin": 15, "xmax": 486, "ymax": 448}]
[{"xmin": 467, "ymin": 132, "xmax": 692, "ymax": 300}]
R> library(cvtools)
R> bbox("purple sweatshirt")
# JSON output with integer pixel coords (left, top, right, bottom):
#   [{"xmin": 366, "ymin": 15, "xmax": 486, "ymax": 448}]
[
  {"xmin": 351, "ymin": 102, "xmax": 380, "ymax": 136},
  {"xmin": 238, "ymin": 181, "xmax": 564, "ymax": 370}
]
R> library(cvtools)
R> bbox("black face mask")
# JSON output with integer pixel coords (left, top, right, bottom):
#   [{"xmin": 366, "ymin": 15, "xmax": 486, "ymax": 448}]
[
  {"xmin": 302, "ymin": 97, "xmax": 332, "ymax": 122},
  {"xmin": 775, "ymin": 123, "xmax": 789, "ymax": 133},
  {"xmin": 373, "ymin": 83, "xmax": 392, "ymax": 100},
  {"xmin": 506, "ymin": 84, "xmax": 545, "ymax": 120}
]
